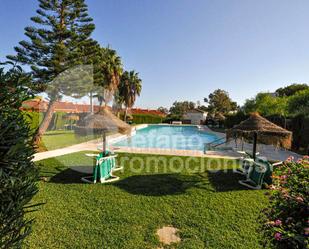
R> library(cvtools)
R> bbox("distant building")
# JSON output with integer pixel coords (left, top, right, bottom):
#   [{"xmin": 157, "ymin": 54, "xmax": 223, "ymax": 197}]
[
  {"xmin": 183, "ymin": 109, "xmax": 208, "ymax": 125},
  {"xmin": 21, "ymin": 99, "xmax": 166, "ymax": 117}
]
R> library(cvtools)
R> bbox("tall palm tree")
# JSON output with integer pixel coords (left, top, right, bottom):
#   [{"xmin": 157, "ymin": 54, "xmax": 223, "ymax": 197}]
[
  {"xmin": 94, "ymin": 47, "xmax": 123, "ymax": 107},
  {"xmin": 118, "ymin": 70, "xmax": 142, "ymax": 121}
]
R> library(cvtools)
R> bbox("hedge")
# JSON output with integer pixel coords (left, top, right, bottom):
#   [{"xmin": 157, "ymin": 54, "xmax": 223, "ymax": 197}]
[
  {"xmin": 22, "ymin": 111, "xmax": 76, "ymax": 132},
  {"xmin": 22, "ymin": 111, "xmax": 44, "ymax": 134},
  {"xmin": 132, "ymin": 114, "xmax": 163, "ymax": 124}
]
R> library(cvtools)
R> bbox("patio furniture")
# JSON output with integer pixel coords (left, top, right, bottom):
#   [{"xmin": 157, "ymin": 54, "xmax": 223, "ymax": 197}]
[
  {"xmin": 238, "ymin": 158, "xmax": 282, "ymax": 189},
  {"xmin": 81, "ymin": 151, "xmax": 123, "ymax": 184},
  {"xmin": 235, "ymin": 151, "xmax": 260, "ymax": 175}
]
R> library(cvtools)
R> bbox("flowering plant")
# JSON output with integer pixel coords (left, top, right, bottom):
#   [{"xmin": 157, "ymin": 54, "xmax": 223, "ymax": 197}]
[{"xmin": 264, "ymin": 156, "xmax": 309, "ymax": 248}]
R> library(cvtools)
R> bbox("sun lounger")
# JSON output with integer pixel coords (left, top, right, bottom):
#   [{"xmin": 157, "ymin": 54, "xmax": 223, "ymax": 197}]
[
  {"xmin": 234, "ymin": 151, "xmax": 259, "ymax": 175},
  {"xmin": 238, "ymin": 158, "xmax": 282, "ymax": 189},
  {"xmin": 81, "ymin": 151, "xmax": 123, "ymax": 184}
]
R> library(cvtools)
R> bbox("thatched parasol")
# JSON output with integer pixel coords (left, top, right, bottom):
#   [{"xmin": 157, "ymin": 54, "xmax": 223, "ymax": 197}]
[
  {"xmin": 75, "ymin": 107, "xmax": 131, "ymax": 152},
  {"xmin": 226, "ymin": 113, "xmax": 292, "ymax": 159}
]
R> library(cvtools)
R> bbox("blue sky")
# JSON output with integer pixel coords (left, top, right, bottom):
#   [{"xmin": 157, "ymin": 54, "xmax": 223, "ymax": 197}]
[{"xmin": 1, "ymin": 0, "xmax": 309, "ymax": 108}]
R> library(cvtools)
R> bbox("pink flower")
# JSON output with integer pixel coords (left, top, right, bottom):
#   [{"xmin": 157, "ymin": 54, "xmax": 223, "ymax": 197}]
[
  {"xmin": 274, "ymin": 219, "xmax": 282, "ymax": 226},
  {"xmin": 274, "ymin": 232, "xmax": 282, "ymax": 241}
]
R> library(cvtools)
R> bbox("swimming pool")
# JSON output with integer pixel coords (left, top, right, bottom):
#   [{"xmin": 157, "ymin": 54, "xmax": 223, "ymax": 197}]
[{"xmin": 112, "ymin": 125, "xmax": 220, "ymax": 151}]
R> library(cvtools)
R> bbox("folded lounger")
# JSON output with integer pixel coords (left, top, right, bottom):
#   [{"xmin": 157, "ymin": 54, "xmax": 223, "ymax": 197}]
[
  {"xmin": 81, "ymin": 151, "xmax": 123, "ymax": 184},
  {"xmin": 239, "ymin": 158, "xmax": 282, "ymax": 189}
]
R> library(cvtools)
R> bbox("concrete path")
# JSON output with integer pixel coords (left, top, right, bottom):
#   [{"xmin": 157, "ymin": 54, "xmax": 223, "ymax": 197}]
[{"xmin": 33, "ymin": 139, "xmax": 100, "ymax": 161}]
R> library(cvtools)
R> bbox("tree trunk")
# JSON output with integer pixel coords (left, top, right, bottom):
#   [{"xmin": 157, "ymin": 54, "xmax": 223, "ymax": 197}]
[
  {"xmin": 124, "ymin": 106, "xmax": 128, "ymax": 122},
  {"xmin": 33, "ymin": 100, "xmax": 57, "ymax": 145}
]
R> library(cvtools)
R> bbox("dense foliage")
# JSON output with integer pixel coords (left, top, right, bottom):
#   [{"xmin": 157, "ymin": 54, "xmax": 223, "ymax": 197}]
[
  {"xmin": 0, "ymin": 65, "xmax": 38, "ymax": 248},
  {"xmin": 8, "ymin": 0, "xmax": 98, "ymax": 143},
  {"xmin": 276, "ymin": 84, "xmax": 309, "ymax": 97},
  {"xmin": 243, "ymin": 84, "xmax": 309, "ymax": 117},
  {"xmin": 132, "ymin": 114, "xmax": 163, "ymax": 124},
  {"xmin": 264, "ymin": 156, "xmax": 309, "ymax": 249},
  {"xmin": 287, "ymin": 89, "xmax": 309, "ymax": 116},
  {"xmin": 242, "ymin": 92, "xmax": 288, "ymax": 116},
  {"xmin": 169, "ymin": 101, "xmax": 196, "ymax": 118},
  {"xmin": 204, "ymin": 89, "xmax": 237, "ymax": 114}
]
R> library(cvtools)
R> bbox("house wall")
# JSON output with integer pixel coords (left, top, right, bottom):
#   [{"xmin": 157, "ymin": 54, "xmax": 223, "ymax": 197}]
[{"xmin": 183, "ymin": 112, "xmax": 207, "ymax": 125}]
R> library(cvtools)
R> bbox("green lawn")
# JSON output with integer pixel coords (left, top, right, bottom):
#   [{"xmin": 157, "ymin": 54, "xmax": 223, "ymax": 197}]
[
  {"xmin": 28, "ymin": 152, "xmax": 270, "ymax": 249},
  {"xmin": 40, "ymin": 130, "xmax": 101, "ymax": 150}
]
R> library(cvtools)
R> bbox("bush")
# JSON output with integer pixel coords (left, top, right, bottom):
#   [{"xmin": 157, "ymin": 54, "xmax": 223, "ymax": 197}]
[
  {"xmin": 132, "ymin": 114, "xmax": 163, "ymax": 124},
  {"xmin": 224, "ymin": 111, "xmax": 248, "ymax": 128},
  {"xmin": 263, "ymin": 156, "xmax": 309, "ymax": 249},
  {"xmin": 0, "ymin": 66, "xmax": 38, "ymax": 248},
  {"xmin": 287, "ymin": 89, "xmax": 309, "ymax": 117},
  {"xmin": 22, "ymin": 111, "xmax": 43, "ymax": 134}
]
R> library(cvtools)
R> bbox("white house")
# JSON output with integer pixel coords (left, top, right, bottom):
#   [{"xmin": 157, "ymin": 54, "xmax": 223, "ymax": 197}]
[{"xmin": 183, "ymin": 109, "xmax": 208, "ymax": 125}]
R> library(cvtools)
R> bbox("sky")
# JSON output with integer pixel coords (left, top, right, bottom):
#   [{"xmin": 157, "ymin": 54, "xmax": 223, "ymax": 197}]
[{"xmin": 1, "ymin": 0, "xmax": 309, "ymax": 109}]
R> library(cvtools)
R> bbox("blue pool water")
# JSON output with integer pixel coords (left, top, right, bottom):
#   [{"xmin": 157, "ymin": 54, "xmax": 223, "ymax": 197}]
[{"xmin": 113, "ymin": 125, "xmax": 219, "ymax": 151}]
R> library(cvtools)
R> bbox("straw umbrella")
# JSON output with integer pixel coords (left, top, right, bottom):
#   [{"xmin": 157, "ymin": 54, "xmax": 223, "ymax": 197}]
[
  {"xmin": 226, "ymin": 113, "xmax": 292, "ymax": 160},
  {"xmin": 75, "ymin": 107, "xmax": 131, "ymax": 152}
]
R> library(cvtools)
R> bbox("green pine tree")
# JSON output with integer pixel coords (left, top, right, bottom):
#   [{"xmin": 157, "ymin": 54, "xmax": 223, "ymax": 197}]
[{"xmin": 8, "ymin": 0, "xmax": 96, "ymax": 144}]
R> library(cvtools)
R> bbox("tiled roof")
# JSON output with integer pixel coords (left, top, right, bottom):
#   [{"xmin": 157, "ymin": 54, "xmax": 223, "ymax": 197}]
[
  {"xmin": 21, "ymin": 99, "xmax": 164, "ymax": 116},
  {"xmin": 130, "ymin": 108, "xmax": 166, "ymax": 117}
]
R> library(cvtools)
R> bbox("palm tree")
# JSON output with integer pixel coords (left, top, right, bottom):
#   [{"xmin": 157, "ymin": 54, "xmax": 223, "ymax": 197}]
[
  {"xmin": 118, "ymin": 70, "xmax": 142, "ymax": 121},
  {"xmin": 94, "ymin": 47, "xmax": 123, "ymax": 107}
]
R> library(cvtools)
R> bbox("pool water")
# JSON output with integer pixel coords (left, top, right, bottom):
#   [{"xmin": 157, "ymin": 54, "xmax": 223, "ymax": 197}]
[{"xmin": 113, "ymin": 125, "xmax": 219, "ymax": 151}]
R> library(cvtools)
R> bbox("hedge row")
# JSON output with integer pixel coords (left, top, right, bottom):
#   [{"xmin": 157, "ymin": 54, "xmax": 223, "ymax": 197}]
[
  {"xmin": 22, "ymin": 111, "xmax": 76, "ymax": 132},
  {"xmin": 132, "ymin": 114, "xmax": 163, "ymax": 124}
]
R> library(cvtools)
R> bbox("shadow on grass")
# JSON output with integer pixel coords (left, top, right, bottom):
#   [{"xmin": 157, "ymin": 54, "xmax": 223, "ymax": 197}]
[
  {"xmin": 114, "ymin": 173, "xmax": 204, "ymax": 196},
  {"xmin": 207, "ymin": 169, "xmax": 248, "ymax": 192},
  {"xmin": 47, "ymin": 166, "xmax": 93, "ymax": 184}
]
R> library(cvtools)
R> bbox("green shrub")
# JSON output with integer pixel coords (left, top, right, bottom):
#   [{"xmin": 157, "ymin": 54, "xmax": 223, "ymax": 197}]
[
  {"xmin": 287, "ymin": 89, "xmax": 309, "ymax": 117},
  {"xmin": 224, "ymin": 111, "xmax": 248, "ymax": 128},
  {"xmin": 263, "ymin": 156, "xmax": 309, "ymax": 249},
  {"xmin": 132, "ymin": 114, "xmax": 163, "ymax": 124},
  {"xmin": 0, "ymin": 66, "xmax": 38, "ymax": 248},
  {"xmin": 22, "ymin": 111, "xmax": 74, "ymax": 132},
  {"xmin": 22, "ymin": 111, "xmax": 43, "ymax": 134}
]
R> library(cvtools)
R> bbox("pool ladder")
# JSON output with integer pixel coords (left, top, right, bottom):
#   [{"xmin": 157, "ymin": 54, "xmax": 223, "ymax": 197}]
[{"xmin": 204, "ymin": 137, "xmax": 226, "ymax": 153}]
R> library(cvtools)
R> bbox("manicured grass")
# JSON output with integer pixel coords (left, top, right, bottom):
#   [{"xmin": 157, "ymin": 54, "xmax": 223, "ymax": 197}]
[
  {"xmin": 40, "ymin": 130, "xmax": 101, "ymax": 150},
  {"xmin": 28, "ymin": 153, "xmax": 270, "ymax": 249}
]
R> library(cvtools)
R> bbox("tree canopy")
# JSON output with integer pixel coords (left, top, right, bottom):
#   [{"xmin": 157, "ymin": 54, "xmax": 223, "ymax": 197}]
[
  {"xmin": 287, "ymin": 89, "xmax": 309, "ymax": 116},
  {"xmin": 242, "ymin": 92, "xmax": 288, "ymax": 116},
  {"xmin": 242, "ymin": 83, "xmax": 309, "ymax": 117},
  {"xmin": 204, "ymin": 89, "xmax": 237, "ymax": 114},
  {"xmin": 275, "ymin": 83, "xmax": 309, "ymax": 97},
  {"xmin": 169, "ymin": 101, "xmax": 195, "ymax": 117},
  {"xmin": 7, "ymin": 0, "xmax": 98, "ymax": 143}
]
